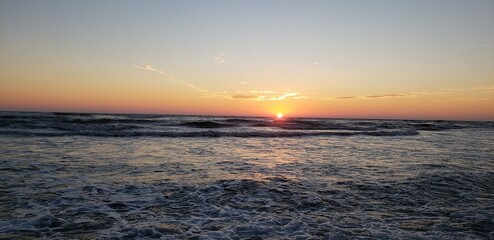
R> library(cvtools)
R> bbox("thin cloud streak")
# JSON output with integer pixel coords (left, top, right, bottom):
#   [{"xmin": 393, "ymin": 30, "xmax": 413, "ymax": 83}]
[
  {"xmin": 231, "ymin": 95, "xmax": 258, "ymax": 99},
  {"xmin": 451, "ymin": 97, "xmax": 493, "ymax": 101},
  {"xmin": 230, "ymin": 92, "xmax": 302, "ymax": 101},
  {"xmin": 134, "ymin": 64, "xmax": 208, "ymax": 92},
  {"xmin": 468, "ymin": 43, "xmax": 494, "ymax": 48},
  {"xmin": 258, "ymin": 92, "xmax": 299, "ymax": 101},
  {"xmin": 365, "ymin": 94, "xmax": 408, "ymax": 99},
  {"xmin": 134, "ymin": 64, "xmax": 167, "ymax": 75},
  {"xmin": 332, "ymin": 96, "xmax": 357, "ymax": 100},
  {"xmin": 326, "ymin": 92, "xmax": 438, "ymax": 100},
  {"xmin": 250, "ymin": 90, "xmax": 278, "ymax": 94}
]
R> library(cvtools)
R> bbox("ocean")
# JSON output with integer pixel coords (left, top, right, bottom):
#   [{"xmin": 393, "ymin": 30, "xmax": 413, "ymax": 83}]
[{"xmin": 0, "ymin": 112, "xmax": 493, "ymax": 239}]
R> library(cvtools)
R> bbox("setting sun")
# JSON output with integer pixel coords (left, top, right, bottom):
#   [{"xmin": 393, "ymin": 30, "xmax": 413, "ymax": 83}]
[{"xmin": 277, "ymin": 113, "xmax": 283, "ymax": 118}]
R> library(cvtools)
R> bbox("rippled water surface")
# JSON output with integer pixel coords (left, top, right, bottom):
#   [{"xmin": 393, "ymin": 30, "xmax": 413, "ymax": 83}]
[{"xmin": 1, "ymin": 112, "xmax": 493, "ymax": 239}]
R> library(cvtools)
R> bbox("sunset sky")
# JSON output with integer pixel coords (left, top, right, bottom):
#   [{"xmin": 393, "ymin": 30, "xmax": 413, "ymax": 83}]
[{"xmin": 1, "ymin": 0, "xmax": 493, "ymax": 120}]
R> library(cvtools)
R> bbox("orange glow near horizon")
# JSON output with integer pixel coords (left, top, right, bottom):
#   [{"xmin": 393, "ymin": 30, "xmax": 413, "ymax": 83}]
[{"xmin": 0, "ymin": 79, "xmax": 493, "ymax": 120}]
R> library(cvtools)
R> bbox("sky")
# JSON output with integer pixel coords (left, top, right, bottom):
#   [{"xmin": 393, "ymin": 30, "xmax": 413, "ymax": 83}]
[{"xmin": 0, "ymin": 0, "xmax": 493, "ymax": 120}]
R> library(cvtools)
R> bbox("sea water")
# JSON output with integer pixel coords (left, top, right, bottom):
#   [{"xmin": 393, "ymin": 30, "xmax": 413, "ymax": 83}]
[{"xmin": 0, "ymin": 112, "xmax": 493, "ymax": 239}]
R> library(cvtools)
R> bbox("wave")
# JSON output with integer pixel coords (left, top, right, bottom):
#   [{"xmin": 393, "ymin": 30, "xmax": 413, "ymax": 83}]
[
  {"xmin": 60, "ymin": 117, "xmax": 155, "ymax": 124},
  {"xmin": 406, "ymin": 122, "xmax": 463, "ymax": 131},
  {"xmin": 53, "ymin": 112, "xmax": 94, "ymax": 116},
  {"xmin": 180, "ymin": 121, "xmax": 237, "ymax": 128},
  {"xmin": 257, "ymin": 119, "xmax": 378, "ymax": 131},
  {"xmin": 1, "ymin": 112, "xmax": 493, "ymax": 138},
  {"xmin": 0, "ymin": 129, "xmax": 419, "ymax": 138},
  {"xmin": 223, "ymin": 118, "xmax": 267, "ymax": 124}
]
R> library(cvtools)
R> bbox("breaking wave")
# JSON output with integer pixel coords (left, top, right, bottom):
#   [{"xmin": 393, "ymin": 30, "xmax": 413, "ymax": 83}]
[
  {"xmin": 0, "ymin": 129, "xmax": 420, "ymax": 138},
  {"xmin": 180, "ymin": 121, "xmax": 237, "ymax": 128},
  {"xmin": 0, "ymin": 112, "xmax": 492, "ymax": 138}
]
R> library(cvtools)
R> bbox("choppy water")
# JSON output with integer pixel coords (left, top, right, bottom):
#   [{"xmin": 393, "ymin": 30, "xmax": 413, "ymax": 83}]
[{"xmin": 0, "ymin": 112, "xmax": 493, "ymax": 239}]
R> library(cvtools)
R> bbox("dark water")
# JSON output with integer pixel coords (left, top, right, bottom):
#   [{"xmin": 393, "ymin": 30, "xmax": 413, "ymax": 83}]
[{"xmin": 0, "ymin": 112, "xmax": 493, "ymax": 239}]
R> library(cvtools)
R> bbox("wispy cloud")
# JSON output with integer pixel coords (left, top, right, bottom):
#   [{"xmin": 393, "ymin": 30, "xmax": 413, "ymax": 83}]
[
  {"xmin": 212, "ymin": 52, "xmax": 230, "ymax": 66},
  {"xmin": 134, "ymin": 64, "xmax": 208, "ymax": 92},
  {"xmin": 231, "ymin": 92, "xmax": 302, "ymax": 101},
  {"xmin": 469, "ymin": 43, "xmax": 494, "ymax": 48},
  {"xmin": 134, "ymin": 64, "xmax": 167, "ymax": 75},
  {"xmin": 365, "ymin": 93, "xmax": 408, "ymax": 99},
  {"xmin": 301, "ymin": 62, "xmax": 333, "ymax": 75},
  {"xmin": 450, "ymin": 97, "xmax": 494, "ymax": 101},
  {"xmin": 439, "ymin": 88, "xmax": 465, "ymax": 92},
  {"xmin": 439, "ymin": 86, "xmax": 494, "ymax": 94},
  {"xmin": 231, "ymin": 94, "xmax": 258, "ymax": 99},
  {"xmin": 327, "ymin": 92, "xmax": 435, "ymax": 100},
  {"xmin": 473, "ymin": 85, "xmax": 494, "ymax": 93},
  {"xmin": 249, "ymin": 90, "xmax": 278, "ymax": 94},
  {"xmin": 332, "ymin": 96, "xmax": 357, "ymax": 100},
  {"xmin": 227, "ymin": 81, "xmax": 249, "ymax": 85},
  {"xmin": 262, "ymin": 92, "xmax": 299, "ymax": 101}
]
